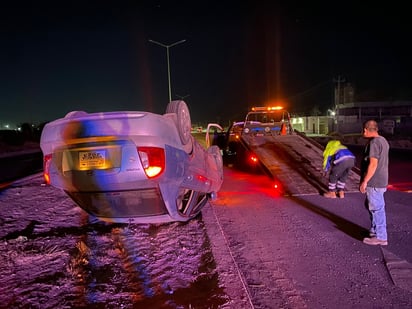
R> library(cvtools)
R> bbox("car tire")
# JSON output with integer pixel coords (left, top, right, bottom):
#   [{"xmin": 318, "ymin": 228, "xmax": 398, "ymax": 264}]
[
  {"xmin": 64, "ymin": 110, "xmax": 88, "ymax": 118},
  {"xmin": 166, "ymin": 100, "xmax": 192, "ymax": 146}
]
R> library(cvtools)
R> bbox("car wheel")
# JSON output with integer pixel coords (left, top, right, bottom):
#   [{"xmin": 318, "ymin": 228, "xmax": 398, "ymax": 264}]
[
  {"xmin": 166, "ymin": 100, "xmax": 192, "ymax": 146},
  {"xmin": 177, "ymin": 188, "xmax": 192, "ymax": 212},
  {"xmin": 176, "ymin": 188, "xmax": 208, "ymax": 217}
]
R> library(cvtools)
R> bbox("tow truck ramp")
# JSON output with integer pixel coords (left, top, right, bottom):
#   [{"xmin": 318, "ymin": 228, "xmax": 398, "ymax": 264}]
[{"xmin": 240, "ymin": 131, "xmax": 360, "ymax": 196}]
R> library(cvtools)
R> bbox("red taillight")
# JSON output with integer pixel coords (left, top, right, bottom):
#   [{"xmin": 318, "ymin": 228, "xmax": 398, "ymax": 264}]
[
  {"xmin": 43, "ymin": 154, "xmax": 52, "ymax": 185},
  {"xmin": 249, "ymin": 154, "xmax": 258, "ymax": 164},
  {"xmin": 137, "ymin": 147, "xmax": 165, "ymax": 178}
]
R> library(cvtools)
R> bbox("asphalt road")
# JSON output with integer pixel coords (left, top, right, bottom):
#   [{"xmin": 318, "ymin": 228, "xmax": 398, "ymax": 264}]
[{"xmin": 204, "ymin": 166, "xmax": 412, "ymax": 308}]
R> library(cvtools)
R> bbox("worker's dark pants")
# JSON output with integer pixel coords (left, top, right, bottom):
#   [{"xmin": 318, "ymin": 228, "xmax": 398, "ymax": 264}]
[{"xmin": 328, "ymin": 158, "xmax": 355, "ymax": 191}]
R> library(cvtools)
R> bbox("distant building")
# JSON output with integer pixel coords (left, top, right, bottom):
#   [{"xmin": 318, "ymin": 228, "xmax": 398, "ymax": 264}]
[
  {"xmin": 336, "ymin": 101, "xmax": 412, "ymax": 136},
  {"xmin": 291, "ymin": 101, "xmax": 412, "ymax": 136},
  {"xmin": 291, "ymin": 116, "xmax": 332, "ymax": 135},
  {"xmin": 294, "ymin": 78, "xmax": 412, "ymax": 136}
]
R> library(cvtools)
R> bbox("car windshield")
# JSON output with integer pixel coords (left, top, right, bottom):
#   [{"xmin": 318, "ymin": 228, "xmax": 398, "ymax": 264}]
[
  {"xmin": 230, "ymin": 123, "xmax": 244, "ymax": 133},
  {"xmin": 246, "ymin": 111, "xmax": 288, "ymax": 124}
]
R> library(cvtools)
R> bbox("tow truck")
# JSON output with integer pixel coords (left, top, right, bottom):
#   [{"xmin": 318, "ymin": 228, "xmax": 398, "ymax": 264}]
[{"xmin": 225, "ymin": 106, "xmax": 360, "ymax": 196}]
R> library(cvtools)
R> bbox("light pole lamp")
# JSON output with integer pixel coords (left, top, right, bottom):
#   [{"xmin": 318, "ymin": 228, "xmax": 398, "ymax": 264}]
[
  {"xmin": 149, "ymin": 39, "xmax": 186, "ymax": 102},
  {"xmin": 176, "ymin": 94, "xmax": 190, "ymax": 100}
]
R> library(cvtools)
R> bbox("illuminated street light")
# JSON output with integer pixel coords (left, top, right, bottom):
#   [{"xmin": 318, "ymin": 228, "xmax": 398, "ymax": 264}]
[{"xmin": 149, "ymin": 39, "xmax": 186, "ymax": 102}]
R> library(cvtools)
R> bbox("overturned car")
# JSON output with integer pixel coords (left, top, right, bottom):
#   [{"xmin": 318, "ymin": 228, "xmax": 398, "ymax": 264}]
[{"xmin": 40, "ymin": 101, "xmax": 223, "ymax": 223}]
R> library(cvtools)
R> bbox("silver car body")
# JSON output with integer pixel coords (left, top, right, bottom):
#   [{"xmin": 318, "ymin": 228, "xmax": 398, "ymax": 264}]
[{"xmin": 40, "ymin": 101, "xmax": 223, "ymax": 223}]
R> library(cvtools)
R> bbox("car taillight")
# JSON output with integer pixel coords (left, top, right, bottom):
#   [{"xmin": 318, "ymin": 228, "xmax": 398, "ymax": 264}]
[
  {"xmin": 137, "ymin": 147, "xmax": 165, "ymax": 178},
  {"xmin": 43, "ymin": 154, "xmax": 52, "ymax": 185}
]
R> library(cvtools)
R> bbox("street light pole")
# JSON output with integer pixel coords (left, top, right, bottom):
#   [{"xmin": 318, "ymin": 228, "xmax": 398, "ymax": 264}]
[{"xmin": 149, "ymin": 39, "xmax": 186, "ymax": 102}]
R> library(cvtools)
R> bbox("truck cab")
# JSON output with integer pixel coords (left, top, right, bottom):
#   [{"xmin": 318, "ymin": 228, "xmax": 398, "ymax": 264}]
[{"xmin": 242, "ymin": 106, "xmax": 293, "ymax": 136}]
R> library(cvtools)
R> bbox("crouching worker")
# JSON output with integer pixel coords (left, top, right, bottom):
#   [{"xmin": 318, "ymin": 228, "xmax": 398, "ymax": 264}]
[{"xmin": 322, "ymin": 139, "xmax": 356, "ymax": 198}]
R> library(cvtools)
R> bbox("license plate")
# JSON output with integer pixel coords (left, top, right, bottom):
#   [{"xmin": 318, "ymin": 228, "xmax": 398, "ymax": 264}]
[{"xmin": 79, "ymin": 150, "xmax": 106, "ymax": 169}]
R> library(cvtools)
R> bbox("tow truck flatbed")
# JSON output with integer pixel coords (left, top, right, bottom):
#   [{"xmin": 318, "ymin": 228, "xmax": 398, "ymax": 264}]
[{"xmin": 238, "ymin": 106, "xmax": 360, "ymax": 196}]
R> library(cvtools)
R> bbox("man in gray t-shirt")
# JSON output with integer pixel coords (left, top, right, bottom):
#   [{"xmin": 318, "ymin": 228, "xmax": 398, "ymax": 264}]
[{"xmin": 360, "ymin": 120, "xmax": 390, "ymax": 246}]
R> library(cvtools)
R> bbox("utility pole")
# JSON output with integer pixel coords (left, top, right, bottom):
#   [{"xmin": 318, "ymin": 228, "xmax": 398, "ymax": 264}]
[
  {"xmin": 149, "ymin": 39, "xmax": 186, "ymax": 102},
  {"xmin": 333, "ymin": 75, "xmax": 346, "ymax": 133}
]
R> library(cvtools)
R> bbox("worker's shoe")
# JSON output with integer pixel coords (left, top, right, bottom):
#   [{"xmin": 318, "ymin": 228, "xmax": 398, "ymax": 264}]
[
  {"xmin": 338, "ymin": 191, "xmax": 345, "ymax": 198},
  {"xmin": 363, "ymin": 237, "xmax": 388, "ymax": 246},
  {"xmin": 323, "ymin": 191, "xmax": 337, "ymax": 198}
]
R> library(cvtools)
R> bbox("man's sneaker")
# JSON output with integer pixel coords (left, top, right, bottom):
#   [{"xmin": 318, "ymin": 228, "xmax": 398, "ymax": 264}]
[
  {"xmin": 323, "ymin": 191, "xmax": 336, "ymax": 198},
  {"xmin": 363, "ymin": 237, "xmax": 388, "ymax": 246},
  {"xmin": 338, "ymin": 191, "xmax": 344, "ymax": 198}
]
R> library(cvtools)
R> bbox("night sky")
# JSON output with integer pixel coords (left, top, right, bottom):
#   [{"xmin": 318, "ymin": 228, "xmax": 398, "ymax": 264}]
[{"xmin": 1, "ymin": 1, "xmax": 411, "ymax": 127}]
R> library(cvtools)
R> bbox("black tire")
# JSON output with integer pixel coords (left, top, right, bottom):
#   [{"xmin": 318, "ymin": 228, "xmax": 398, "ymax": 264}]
[{"xmin": 166, "ymin": 100, "xmax": 192, "ymax": 146}]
